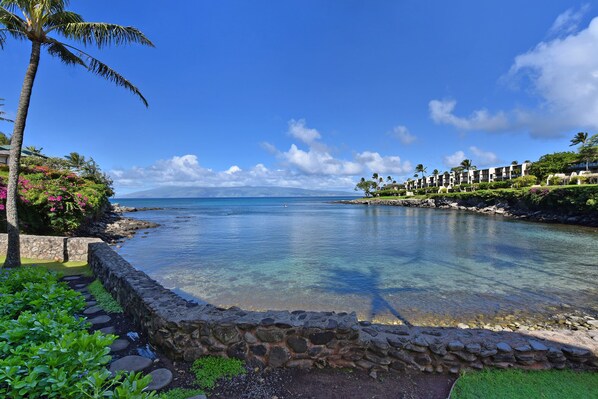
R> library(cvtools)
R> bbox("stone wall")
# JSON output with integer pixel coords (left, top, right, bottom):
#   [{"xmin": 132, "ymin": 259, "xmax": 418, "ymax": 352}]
[
  {"xmin": 0, "ymin": 234, "xmax": 101, "ymax": 262},
  {"xmin": 88, "ymin": 242, "xmax": 598, "ymax": 374}
]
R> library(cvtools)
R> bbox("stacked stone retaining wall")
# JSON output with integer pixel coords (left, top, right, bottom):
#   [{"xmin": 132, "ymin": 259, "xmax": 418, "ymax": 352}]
[
  {"xmin": 87, "ymin": 241, "xmax": 598, "ymax": 374},
  {"xmin": 0, "ymin": 233, "xmax": 101, "ymax": 261}
]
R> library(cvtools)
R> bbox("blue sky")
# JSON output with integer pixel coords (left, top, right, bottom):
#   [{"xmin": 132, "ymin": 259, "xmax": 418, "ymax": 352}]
[{"xmin": 1, "ymin": 1, "xmax": 598, "ymax": 195}]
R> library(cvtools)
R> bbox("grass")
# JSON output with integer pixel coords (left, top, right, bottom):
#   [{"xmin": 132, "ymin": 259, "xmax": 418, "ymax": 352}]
[
  {"xmin": 88, "ymin": 279, "xmax": 124, "ymax": 313},
  {"xmin": 0, "ymin": 256, "xmax": 90, "ymax": 276},
  {"xmin": 192, "ymin": 356, "xmax": 246, "ymax": 390},
  {"xmin": 451, "ymin": 369, "xmax": 598, "ymax": 399},
  {"xmin": 158, "ymin": 388, "xmax": 205, "ymax": 399}
]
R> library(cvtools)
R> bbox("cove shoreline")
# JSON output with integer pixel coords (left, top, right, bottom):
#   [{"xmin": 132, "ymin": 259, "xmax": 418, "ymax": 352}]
[{"xmin": 337, "ymin": 197, "xmax": 598, "ymax": 228}]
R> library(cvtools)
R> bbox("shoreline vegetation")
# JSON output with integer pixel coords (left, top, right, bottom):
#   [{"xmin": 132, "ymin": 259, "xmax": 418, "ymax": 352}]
[{"xmin": 341, "ymin": 185, "xmax": 598, "ymax": 228}]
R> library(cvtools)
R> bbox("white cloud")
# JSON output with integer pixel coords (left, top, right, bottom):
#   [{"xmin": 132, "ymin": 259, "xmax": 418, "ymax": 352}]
[
  {"xmin": 429, "ymin": 99, "xmax": 509, "ymax": 131},
  {"xmin": 469, "ymin": 146, "xmax": 500, "ymax": 166},
  {"xmin": 429, "ymin": 13, "xmax": 598, "ymax": 138},
  {"xmin": 508, "ymin": 15, "xmax": 598, "ymax": 136},
  {"xmin": 443, "ymin": 150, "xmax": 466, "ymax": 168},
  {"xmin": 281, "ymin": 144, "xmax": 362, "ymax": 175},
  {"xmin": 549, "ymin": 4, "xmax": 590, "ymax": 37},
  {"xmin": 390, "ymin": 125, "xmax": 416, "ymax": 145},
  {"xmin": 225, "ymin": 165, "xmax": 242, "ymax": 174},
  {"xmin": 111, "ymin": 119, "xmax": 416, "ymax": 194},
  {"xmin": 354, "ymin": 151, "xmax": 412, "ymax": 175},
  {"xmin": 287, "ymin": 119, "xmax": 321, "ymax": 144}
]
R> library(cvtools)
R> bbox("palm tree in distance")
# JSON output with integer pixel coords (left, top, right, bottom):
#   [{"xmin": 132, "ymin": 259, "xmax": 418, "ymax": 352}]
[
  {"xmin": 65, "ymin": 151, "xmax": 87, "ymax": 170},
  {"xmin": 1, "ymin": 0, "xmax": 153, "ymax": 267},
  {"xmin": 24, "ymin": 145, "xmax": 42, "ymax": 154},
  {"xmin": 432, "ymin": 169, "xmax": 439, "ymax": 186},
  {"xmin": 415, "ymin": 164, "xmax": 427, "ymax": 178},
  {"xmin": 460, "ymin": 159, "xmax": 475, "ymax": 172},
  {"xmin": 570, "ymin": 132, "xmax": 588, "ymax": 148}
]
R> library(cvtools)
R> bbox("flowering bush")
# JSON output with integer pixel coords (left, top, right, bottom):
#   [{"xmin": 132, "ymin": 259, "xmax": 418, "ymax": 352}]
[{"xmin": 0, "ymin": 165, "xmax": 111, "ymax": 235}]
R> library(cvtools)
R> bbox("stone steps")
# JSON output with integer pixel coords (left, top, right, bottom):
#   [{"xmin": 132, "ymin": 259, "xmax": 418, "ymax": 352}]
[{"xmin": 64, "ymin": 278, "xmax": 175, "ymax": 393}]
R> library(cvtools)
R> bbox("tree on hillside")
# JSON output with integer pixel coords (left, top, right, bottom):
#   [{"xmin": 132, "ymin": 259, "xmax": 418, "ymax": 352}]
[
  {"xmin": 355, "ymin": 177, "xmax": 377, "ymax": 197},
  {"xmin": 415, "ymin": 164, "xmax": 427, "ymax": 178},
  {"xmin": 0, "ymin": 0, "xmax": 153, "ymax": 267},
  {"xmin": 527, "ymin": 152, "xmax": 578, "ymax": 181}
]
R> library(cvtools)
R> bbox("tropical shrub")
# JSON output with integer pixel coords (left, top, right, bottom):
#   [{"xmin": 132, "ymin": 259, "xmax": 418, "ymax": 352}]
[
  {"xmin": 0, "ymin": 163, "xmax": 112, "ymax": 234},
  {"xmin": 511, "ymin": 175, "xmax": 537, "ymax": 188},
  {"xmin": 488, "ymin": 181, "xmax": 511, "ymax": 189},
  {"xmin": 570, "ymin": 175, "xmax": 588, "ymax": 185},
  {"xmin": 0, "ymin": 268, "xmax": 155, "ymax": 398},
  {"xmin": 548, "ymin": 176, "xmax": 563, "ymax": 186}
]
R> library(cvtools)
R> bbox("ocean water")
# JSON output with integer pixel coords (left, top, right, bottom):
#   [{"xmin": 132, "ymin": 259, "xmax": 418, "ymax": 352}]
[{"xmin": 113, "ymin": 197, "xmax": 598, "ymax": 326}]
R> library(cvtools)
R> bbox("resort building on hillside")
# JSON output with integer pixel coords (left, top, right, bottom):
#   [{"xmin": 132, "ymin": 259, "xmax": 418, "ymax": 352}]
[
  {"xmin": 404, "ymin": 162, "xmax": 532, "ymax": 191},
  {"xmin": 0, "ymin": 145, "xmax": 44, "ymax": 164}
]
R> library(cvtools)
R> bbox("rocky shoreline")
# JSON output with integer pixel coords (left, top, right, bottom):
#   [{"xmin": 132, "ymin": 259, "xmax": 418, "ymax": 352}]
[
  {"xmin": 75, "ymin": 203, "xmax": 161, "ymax": 244},
  {"xmin": 339, "ymin": 198, "xmax": 598, "ymax": 227}
]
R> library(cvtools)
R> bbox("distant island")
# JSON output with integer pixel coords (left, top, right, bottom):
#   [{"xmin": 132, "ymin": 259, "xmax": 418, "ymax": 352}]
[{"xmin": 118, "ymin": 186, "xmax": 358, "ymax": 198}]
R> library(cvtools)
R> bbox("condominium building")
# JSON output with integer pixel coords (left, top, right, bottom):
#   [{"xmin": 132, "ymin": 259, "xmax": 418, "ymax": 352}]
[{"xmin": 405, "ymin": 162, "xmax": 532, "ymax": 191}]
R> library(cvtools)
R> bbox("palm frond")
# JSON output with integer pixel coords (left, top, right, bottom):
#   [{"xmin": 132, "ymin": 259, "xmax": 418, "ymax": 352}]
[
  {"xmin": 45, "ymin": 10, "xmax": 82, "ymax": 29},
  {"xmin": 0, "ymin": 6, "xmax": 26, "ymax": 30},
  {"xmin": 60, "ymin": 42, "xmax": 149, "ymax": 107},
  {"xmin": 45, "ymin": 39, "xmax": 85, "ymax": 66},
  {"xmin": 56, "ymin": 22, "xmax": 154, "ymax": 48}
]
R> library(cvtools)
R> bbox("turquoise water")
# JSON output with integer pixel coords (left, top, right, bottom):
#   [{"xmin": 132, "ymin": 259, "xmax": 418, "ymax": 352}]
[{"xmin": 114, "ymin": 197, "xmax": 598, "ymax": 325}]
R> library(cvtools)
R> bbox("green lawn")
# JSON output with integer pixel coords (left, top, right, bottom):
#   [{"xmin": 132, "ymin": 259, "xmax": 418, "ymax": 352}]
[
  {"xmin": 0, "ymin": 257, "xmax": 90, "ymax": 276},
  {"xmin": 451, "ymin": 370, "xmax": 598, "ymax": 399}
]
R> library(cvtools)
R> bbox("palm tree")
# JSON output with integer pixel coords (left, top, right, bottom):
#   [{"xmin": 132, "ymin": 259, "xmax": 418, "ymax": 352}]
[
  {"xmin": 24, "ymin": 145, "xmax": 42, "ymax": 155},
  {"xmin": 511, "ymin": 160, "xmax": 518, "ymax": 165},
  {"xmin": 570, "ymin": 132, "xmax": 588, "ymax": 147},
  {"xmin": 1, "ymin": 0, "xmax": 153, "ymax": 267},
  {"xmin": 432, "ymin": 169, "xmax": 439, "ymax": 186},
  {"xmin": 65, "ymin": 151, "xmax": 87, "ymax": 170},
  {"xmin": 415, "ymin": 164, "xmax": 427, "ymax": 178},
  {"xmin": 570, "ymin": 132, "xmax": 593, "ymax": 171},
  {"xmin": 460, "ymin": 159, "xmax": 474, "ymax": 172}
]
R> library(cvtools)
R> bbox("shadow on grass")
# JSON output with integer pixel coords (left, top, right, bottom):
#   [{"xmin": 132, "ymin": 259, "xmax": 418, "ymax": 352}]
[{"xmin": 0, "ymin": 256, "xmax": 91, "ymax": 276}]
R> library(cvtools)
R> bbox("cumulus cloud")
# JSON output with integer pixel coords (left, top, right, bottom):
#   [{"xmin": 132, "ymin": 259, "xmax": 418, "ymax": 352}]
[
  {"xmin": 549, "ymin": 4, "xmax": 590, "ymax": 37},
  {"xmin": 469, "ymin": 146, "xmax": 500, "ymax": 166},
  {"xmin": 287, "ymin": 119, "xmax": 321, "ymax": 144},
  {"xmin": 430, "ymin": 12, "xmax": 598, "ymax": 138},
  {"xmin": 354, "ymin": 151, "xmax": 412, "ymax": 174},
  {"xmin": 443, "ymin": 151, "xmax": 466, "ymax": 168},
  {"xmin": 508, "ymin": 15, "xmax": 598, "ymax": 136},
  {"xmin": 390, "ymin": 125, "xmax": 417, "ymax": 145},
  {"xmin": 109, "ymin": 155, "xmax": 360, "ymax": 193},
  {"xmin": 225, "ymin": 165, "xmax": 242, "ymax": 174},
  {"xmin": 429, "ymin": 99, "xmax": 509, "ymax": 131},
  {"xmin": 111, "ymin": 120, "xmax": 415, "ymax": 194},
  {"xmin": 281, "ymin": 144, "xmax": 362, "ymax": 175}
]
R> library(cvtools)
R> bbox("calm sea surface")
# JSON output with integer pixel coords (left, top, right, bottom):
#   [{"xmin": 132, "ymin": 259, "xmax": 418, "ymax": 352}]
[{"xmin": 113, "ymin": 197, "xmax": 598, "ymax": 326}]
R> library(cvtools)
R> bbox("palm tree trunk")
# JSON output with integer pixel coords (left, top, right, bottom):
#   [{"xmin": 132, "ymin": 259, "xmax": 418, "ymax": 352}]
[{"xmin": 4, "ymin": 42, "xmax": 41, "ymax": 268}]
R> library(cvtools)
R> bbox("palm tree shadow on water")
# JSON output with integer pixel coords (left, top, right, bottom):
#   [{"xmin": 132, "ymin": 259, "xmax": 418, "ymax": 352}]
[{"xmin": 312, "ymin": 266, "xmax": 422, "ymax": 327}]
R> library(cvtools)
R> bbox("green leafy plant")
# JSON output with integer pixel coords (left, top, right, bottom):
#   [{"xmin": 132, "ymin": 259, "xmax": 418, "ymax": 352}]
[
  {"xmin": 0, "ymin": 268, "xmax": 155, "ymax": 398},
  {"xmin": 191, "ymin": 356, "xmax": 246, "ymax": 390},
  {"xmin": 88, "ymin": 279, "xmax": 124, "ymax": 313}
]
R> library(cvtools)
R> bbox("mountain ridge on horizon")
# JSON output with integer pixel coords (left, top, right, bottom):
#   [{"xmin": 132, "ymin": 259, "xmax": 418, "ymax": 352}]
[{"xmin": 118, "ymin": 185, "xmax": 358, "ymax": 199}]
